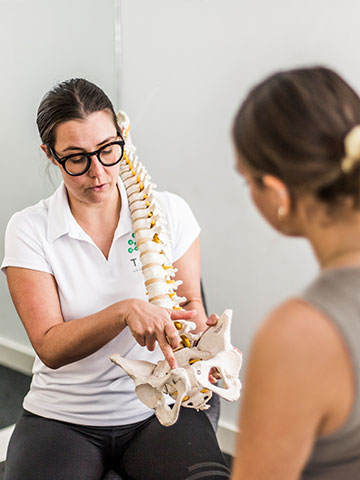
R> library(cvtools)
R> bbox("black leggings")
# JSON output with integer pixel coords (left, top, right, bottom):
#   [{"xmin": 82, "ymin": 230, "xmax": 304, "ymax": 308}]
[{"xmin": 5, "ymin": 409, "xmax": 230, "ymax": 480}]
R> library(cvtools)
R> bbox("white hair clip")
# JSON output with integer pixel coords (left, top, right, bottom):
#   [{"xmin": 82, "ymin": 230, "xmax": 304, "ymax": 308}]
[{"xmin": 341, "ymin": 125, "xmax": 360, "ymax": 173}]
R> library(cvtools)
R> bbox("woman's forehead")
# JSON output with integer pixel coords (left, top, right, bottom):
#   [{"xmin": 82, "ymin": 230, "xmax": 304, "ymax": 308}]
[{"xmin": 54, "ymin": 111, "xmax": 117, "ymax": 151}]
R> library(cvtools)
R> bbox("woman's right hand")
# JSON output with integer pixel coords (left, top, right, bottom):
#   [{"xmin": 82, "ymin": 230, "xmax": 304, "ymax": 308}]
[{"xmin": 120, "ymin": 298, "xmax": 197, "ymax": 369}]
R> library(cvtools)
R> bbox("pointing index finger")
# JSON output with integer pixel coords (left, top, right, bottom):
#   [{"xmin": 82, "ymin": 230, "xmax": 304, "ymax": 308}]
[{"xmin": 157, "ymin": 331, "xmax": 178, "ymax": 369}]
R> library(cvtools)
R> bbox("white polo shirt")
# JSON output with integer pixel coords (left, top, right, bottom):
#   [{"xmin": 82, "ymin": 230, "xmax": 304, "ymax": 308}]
[{"xmin": 1, "ymin": 178, "xmax": 200, "ymax": 426}]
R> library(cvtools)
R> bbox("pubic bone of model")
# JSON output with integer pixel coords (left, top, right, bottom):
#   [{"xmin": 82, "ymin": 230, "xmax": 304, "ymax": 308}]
[{"xmin": 110, "ymin": 111, "xmax": 242, "ymax": 426}]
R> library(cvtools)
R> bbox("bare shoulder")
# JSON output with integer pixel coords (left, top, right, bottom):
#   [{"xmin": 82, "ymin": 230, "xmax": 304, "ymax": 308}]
[
  {"xmin": 254, "ymin": 297, "xmax": 347, "ymax": 363},
  {"xmin": 248, "ymin": 297, "xmax": 353, "ymax": 434},
  {"xmin": 246, "ymin": 296, "xmax": 353, "ymax": 404}
]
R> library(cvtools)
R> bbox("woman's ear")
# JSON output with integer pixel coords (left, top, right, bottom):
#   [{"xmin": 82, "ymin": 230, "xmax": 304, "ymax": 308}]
[
  {"xmin": 41, "ymin": 144, "xmax": 56, "ymax": 165},
  {"xmin": 262, "ymin": 174, "xmax": 291, "ymax": 217}
]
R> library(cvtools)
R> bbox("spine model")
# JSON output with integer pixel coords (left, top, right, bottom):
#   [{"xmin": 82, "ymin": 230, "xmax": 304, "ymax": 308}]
[
  {"xmin": 117, "ymin": 111, "xmax": 197, "ymax": 347},
  {"xmin": 112, "ymin": 111, "xmax": 242, "ymax": 426}
]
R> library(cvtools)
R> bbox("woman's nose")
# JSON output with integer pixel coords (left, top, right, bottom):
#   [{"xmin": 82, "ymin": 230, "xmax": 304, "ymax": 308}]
[{"xmin": 88, "ymin": 155, "xmax": 105, "ymax": 177}]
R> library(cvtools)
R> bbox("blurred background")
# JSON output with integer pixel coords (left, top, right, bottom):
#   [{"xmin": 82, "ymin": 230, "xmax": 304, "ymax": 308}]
[{"xmin": 1, "ymin": 0, "xmax": 358, "ymax": 454}]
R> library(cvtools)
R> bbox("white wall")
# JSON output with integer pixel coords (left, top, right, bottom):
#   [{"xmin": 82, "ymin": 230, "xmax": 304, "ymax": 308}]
[
  {"xmin": 0, "ymin": 0, "xmax": 118, "ymax": 346},
  {"xmin": 1, "ymin": 0, "xmax": 360, "ymax": 437},
  {"xmin": 117, "ymin": 0, "xmax": 360, "ymax": 428}
]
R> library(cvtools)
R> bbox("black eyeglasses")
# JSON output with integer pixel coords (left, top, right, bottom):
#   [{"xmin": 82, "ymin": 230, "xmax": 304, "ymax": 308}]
[{"xmin": 50, "ymin": 139, "xmax": 125, "ymax": 176}]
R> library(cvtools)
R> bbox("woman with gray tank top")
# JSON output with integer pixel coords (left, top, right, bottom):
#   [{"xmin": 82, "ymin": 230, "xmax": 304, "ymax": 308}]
[{"xmin": 231, "ymin": 66, "xmax": 360, "ymax": 479}]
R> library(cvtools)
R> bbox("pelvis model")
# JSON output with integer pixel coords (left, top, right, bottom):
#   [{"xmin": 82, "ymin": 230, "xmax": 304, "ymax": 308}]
[{"xmin": 110, "ymin": 112, "xmax": 242, "ymax": 426}]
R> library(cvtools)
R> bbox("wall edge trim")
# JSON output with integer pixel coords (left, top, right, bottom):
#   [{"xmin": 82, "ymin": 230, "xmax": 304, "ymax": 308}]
[{"xmin": 0, "ymin": 337, "xmax": 34, "ymax": 375}]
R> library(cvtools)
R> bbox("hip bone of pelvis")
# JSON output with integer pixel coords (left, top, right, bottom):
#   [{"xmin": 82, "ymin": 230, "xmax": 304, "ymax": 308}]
[{"xmin": 110, "ymin": 309, "xmax": 242, "ymax": 426}]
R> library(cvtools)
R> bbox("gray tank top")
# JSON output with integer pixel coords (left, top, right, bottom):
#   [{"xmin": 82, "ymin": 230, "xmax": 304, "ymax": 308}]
[{"xmin": 300, "ymin": 267, "xmax": 360, "ymax": 479}]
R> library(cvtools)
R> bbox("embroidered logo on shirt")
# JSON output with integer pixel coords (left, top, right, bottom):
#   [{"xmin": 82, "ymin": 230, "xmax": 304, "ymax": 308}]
[
  {"xmin": 127, "ymin": 233, "xmax": 142, "ymax": 273},
  {"xmin": 127, "ymin": 233, "xmax": 138, "ymax": 253}
]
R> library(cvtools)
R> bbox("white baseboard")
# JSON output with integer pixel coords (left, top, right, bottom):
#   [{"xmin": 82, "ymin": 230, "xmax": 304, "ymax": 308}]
[
  {"xmin": 217, "ymin": 419, "xmax": 237, "ymax": 456},
  {"xmin": 0, "ymin": 424, "xmax": 15, "ymax": 463},
  {"xmin": 0, "ymin": 337, "xmax": 35, "ymax": 375}
]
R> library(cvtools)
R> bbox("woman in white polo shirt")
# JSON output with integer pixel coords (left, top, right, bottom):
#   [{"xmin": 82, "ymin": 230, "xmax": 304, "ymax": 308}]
[{"xmin": 1, "ymin": 79, "xmax": 229, "ymax": 480}]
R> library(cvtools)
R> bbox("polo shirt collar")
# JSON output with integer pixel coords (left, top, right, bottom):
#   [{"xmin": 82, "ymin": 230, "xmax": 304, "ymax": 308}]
[
  {"xmin": 114, "ymin": 177, "xmax": 133, "ymax": 239},
  {"xmin": 47, "ymin": 178, "xmax": 133, "ymax": 243}
]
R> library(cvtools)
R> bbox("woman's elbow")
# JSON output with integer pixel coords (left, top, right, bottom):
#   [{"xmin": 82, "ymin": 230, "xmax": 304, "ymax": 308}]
[
  {"xmin": 38, "ymin": 351, "xmax": 64, "ymax": 369},
  {"xmin": 35, "ymin": 342, "xmax": 66, "ymax": 369}
]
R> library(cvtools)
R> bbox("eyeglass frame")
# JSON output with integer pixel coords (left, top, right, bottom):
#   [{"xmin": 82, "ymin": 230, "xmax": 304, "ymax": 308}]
[{"xmin": 49, "ymin": 139, "xmax": 126, "ymax": 176}]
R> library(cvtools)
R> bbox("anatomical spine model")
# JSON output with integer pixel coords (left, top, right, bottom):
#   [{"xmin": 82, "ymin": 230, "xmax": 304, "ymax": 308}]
[{"xmin": 110, "ymin": 111, "xmax": 242, "ymax": 426}]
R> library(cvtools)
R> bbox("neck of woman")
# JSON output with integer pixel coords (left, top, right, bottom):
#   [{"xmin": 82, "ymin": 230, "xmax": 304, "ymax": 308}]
[
  {"xmin": 68, "ymin": 186, "xmax": 121, "ymax": 245},
  {"xmin": 308, "ymin": 214, "xmax": 360, "ymax": 270}
]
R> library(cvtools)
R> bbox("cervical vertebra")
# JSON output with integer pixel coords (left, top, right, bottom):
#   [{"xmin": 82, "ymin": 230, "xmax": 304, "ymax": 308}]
[{"xmin": 110, "ymin": 111, "xmax": 242, "ymax": 426}]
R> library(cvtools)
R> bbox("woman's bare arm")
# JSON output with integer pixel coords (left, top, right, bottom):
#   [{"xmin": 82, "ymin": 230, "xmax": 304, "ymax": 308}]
[
  {"xmin": 231, "ymin": 299, "xmax": 354, "ymax": 479},
  {"xmin": 5, "ymin": 266, "xmax": 195, "ymax": 369}
]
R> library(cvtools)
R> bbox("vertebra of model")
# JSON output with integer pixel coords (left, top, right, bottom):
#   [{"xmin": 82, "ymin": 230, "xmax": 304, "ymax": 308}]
[{"xmin": 110, "ymin": 111, "xmax": 242, "ymax": 426}]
